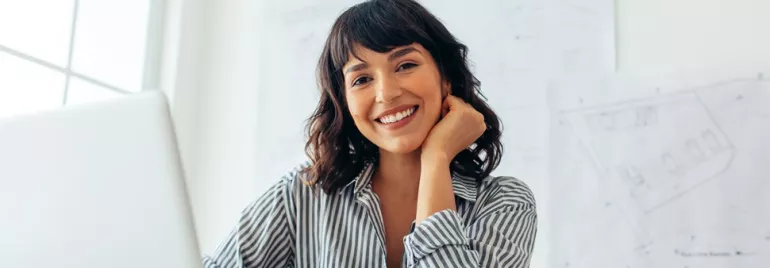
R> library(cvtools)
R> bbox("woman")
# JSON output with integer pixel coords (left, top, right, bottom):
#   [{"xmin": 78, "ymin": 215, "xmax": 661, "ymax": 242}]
[{"xmin": 203, "ymin": 0, "xmax": 537, "ymax": 267}]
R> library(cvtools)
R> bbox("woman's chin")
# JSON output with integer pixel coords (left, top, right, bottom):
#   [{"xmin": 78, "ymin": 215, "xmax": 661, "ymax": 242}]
[
  {"xmin": 380, "ymin": 137, "xmax": 424, "ymax": 155},
  {"xmin": 383, "ymin": 146, "xmax": 419, "ymax": 155}
]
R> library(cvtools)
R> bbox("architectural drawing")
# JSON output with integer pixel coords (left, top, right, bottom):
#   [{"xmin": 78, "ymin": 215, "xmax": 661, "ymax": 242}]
[
  {"xmin": 554, "ymin": 76, "xmax": 770, "ymax": 267},
  {"xmin": 565, "ymin": 90, "xmax": 735, "ymax": 214}
]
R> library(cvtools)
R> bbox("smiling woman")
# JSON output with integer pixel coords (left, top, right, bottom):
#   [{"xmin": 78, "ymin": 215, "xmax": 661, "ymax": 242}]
[
  {"xmin": 202, "ymin": 1, "xmax": 537, "ymax": 267},
  {"xmin": 307, "ymin": 3, "xmax": 505, "ymax": 194},
  {"xmin": 343, "ymin": 44, "xmax": 444, "ymax": 154}
]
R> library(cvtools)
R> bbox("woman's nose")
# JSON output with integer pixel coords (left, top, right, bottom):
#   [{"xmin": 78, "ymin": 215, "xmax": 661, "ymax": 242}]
[{"xmin": 374, "ymin": 73, "xmax": 402, "ymax": 104}]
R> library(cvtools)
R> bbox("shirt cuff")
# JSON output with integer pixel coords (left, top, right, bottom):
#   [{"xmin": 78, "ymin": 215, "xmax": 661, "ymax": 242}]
[{"xmin": 403, "ymin": 209, "xmax": 469, "ymax": 264}]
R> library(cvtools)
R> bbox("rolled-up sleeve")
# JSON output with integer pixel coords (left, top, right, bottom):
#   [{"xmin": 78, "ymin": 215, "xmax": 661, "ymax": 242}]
[
  {"xmin": 402, "ymin": 177, "xmax": 538, "ymax": 267},
  {"xmin": 202, "ymin": 176, "xmax": 296, "ymax": 268}
]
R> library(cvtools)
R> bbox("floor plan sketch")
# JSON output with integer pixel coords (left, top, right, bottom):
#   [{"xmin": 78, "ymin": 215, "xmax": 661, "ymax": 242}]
[
  {"xmin": 551, "ymin": 74, "xmax": 770, "ymax": 267},
  {"xmin": 565, "ymin": 91, "xmax": 735, "ymax": 214}
]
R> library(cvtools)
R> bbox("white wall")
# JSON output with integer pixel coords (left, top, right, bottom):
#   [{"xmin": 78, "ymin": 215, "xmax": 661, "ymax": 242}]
[
  {"xmin": 160, "ymin": 0, "xmax": 268, "ymax": 254},
  {"xmin": 616, "ymin": 0, "xmax": 770, "ymax": 75},
  {"xmin": 161, "ymin": 0, "xmax": 770, "ymax": 265}
]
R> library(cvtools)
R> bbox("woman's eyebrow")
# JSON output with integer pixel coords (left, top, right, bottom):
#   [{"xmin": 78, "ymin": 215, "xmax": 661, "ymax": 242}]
[
  {"xmin": 344, "ymin": 47, "xmax": 420, "ymax": 75},
  {"xmin": 388, "ymin": 47, "xmax": 419, "ymax": 62},
  {"xmin": 344, "ymin": 63, "xmax": 367, "ymax": 75}
]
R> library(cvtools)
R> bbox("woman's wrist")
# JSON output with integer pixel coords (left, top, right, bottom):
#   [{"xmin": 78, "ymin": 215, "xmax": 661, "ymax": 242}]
[
  {"xmin": 420, "ymin": 148, "xmax": 451, "ymax": 168},
  {"xmin": 416, "ymin": 150, "xmax": 456, "ymax": 224}
]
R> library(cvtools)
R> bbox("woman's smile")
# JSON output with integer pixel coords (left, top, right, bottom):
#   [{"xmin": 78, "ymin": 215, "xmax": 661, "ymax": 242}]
[{"xmin": 374, "ymin": 105, "xmax": 420, "ymax": 131}]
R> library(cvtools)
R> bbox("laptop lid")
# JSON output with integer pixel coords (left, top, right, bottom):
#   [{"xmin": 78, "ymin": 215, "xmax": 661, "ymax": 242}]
[{"xmin": 0, "ymin": 91, "xmax": 202, "ymax": 268}]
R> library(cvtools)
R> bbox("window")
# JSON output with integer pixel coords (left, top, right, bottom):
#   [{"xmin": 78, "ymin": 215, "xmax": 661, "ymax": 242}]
[{"xmin": 0, "ymin": 0, "xmax": 161, "ymax": 118}]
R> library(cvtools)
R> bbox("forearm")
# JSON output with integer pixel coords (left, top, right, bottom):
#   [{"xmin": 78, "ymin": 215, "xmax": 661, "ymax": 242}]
[
  {"xmin": 406, "ymin": 168, "xmax": 538, "ymax": 267},
  {"xmin": 415, "ymin": 154, "xmax": 456, "ymax": 224}
]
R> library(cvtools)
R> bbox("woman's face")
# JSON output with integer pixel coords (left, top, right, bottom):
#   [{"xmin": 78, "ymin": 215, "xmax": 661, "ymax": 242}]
[{"xmin": 343, "ymin": 43, "xmax": 447, "ymax": 154}]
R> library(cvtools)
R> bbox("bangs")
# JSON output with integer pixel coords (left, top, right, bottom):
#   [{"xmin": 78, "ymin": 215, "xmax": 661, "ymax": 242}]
[{"xmin": 329, "ymin": 0, "xmax": 434, "ymax": 71}]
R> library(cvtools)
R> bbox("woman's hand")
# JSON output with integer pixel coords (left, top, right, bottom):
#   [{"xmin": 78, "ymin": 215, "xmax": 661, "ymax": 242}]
[{"xmin": 420, "ymin": 95, "xmax": 486, "ymax": 164}]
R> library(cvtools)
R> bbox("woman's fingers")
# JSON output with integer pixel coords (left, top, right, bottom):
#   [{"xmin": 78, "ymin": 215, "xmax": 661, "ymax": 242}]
[{"xmin": 442, "ymin": 95, "xmax": 466, "ymax": 111}]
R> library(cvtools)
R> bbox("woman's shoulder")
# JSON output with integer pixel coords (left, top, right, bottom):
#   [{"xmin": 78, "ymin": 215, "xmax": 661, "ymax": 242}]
[
  {"xmin": 231, "ymin": 163, "xmax": 318, "ymax": 242},
  {"xmin": 476, "ymin": 175, "xmax": 537, "ymax": 206},
  {"xmin": 257, "ymin": 161, "xmax": 316, "ymax": 197}
]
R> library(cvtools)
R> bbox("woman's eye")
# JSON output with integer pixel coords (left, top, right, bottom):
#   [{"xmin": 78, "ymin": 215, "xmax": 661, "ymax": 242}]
[
  {"xmin": 396, "ymin": 62, "xmax": 418, "ymax": 72},
  {"xmin": 352, "ymin": 76, "xmax": 372, "ymax": 86}
]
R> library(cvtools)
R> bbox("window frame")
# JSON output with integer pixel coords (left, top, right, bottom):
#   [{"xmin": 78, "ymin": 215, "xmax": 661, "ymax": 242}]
[{"xmin": 0, "ymin": 0, "xmax": 165, "ymax": 106}]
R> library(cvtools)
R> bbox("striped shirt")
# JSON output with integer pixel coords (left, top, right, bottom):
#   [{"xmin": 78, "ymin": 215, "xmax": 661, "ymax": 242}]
[{"xmin": 202, "ymin": 163, "xmax": 537, "ymax": 267}]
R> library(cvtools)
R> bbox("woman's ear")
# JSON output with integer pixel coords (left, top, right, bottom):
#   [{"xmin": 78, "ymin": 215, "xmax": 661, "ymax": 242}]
[{"xmin": 441, "ymin": 80, "xmax": 451, "ymax": 98}]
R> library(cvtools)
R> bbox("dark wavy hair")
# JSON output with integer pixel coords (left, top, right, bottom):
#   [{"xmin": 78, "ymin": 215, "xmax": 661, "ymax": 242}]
[{"xmin": 304, "ymin": 0, "xmax": 503, "ymax": 194}]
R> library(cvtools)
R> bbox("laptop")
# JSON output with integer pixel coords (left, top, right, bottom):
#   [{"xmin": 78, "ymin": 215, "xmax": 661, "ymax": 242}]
[{"xmin": 0, "ymin": 91, "xmax": 203, "ymax": 268}]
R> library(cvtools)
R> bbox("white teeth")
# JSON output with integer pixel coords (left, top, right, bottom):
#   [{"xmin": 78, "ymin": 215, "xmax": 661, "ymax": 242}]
[{"xmin": 379, "ymin": 107, "xmax": 415, "ymax": 124}]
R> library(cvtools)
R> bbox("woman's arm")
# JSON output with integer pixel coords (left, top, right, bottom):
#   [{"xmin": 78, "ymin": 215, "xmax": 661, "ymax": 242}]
[
  {"xmin": 414, "ymin": 154, "xmax": 456, "ymax": 224},
  {"xmin": 405, "ymin": 172, "xmax": 538, "ymax": 267},
  {"xmin": 410, "ymin": 95, "xmax": 537, "ymax": 267},
  {"xmin": 202, "ymin": 177, "xmax": 295, "ymax": 268},
  {"xmin": 415, "ymin": 95, "xmax": 486, "ymax": 223}
]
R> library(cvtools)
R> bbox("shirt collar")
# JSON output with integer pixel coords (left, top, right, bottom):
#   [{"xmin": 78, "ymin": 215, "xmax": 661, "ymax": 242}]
[{"xmin": 340, "ymin": 162, "xmax": 478, "ymax": 202}]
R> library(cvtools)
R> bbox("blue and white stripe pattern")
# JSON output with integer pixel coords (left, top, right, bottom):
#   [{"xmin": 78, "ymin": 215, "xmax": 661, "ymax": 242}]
[{"xmin": 202, "ymin": 163, "xmax": 537, "ymax": 267}]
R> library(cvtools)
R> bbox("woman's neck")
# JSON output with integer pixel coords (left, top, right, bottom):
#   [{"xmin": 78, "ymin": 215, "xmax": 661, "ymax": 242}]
[{"xmin": 373, "ymin": 149, "xmax": 422, "ymax": 200}]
